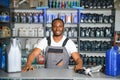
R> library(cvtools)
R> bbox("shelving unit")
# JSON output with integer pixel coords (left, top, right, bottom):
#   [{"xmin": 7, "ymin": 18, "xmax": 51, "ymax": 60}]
[
  {"xmin": 11, "ymin": 7, "xmax": 48, "ymax": 66},
  {"xmin": 0, "ymin": 5, "xmax": 11, "ymax": 70},
  {"xmin": 77, "ymin": 0, "xmax": 115, "ymax": 66},
  {"xmin": 79, "ymin": 9, "xmax": 115, "ymax": 55},
  {"xmin": 0, "ymin": 5, "xmax": 11, "ymax": 38}
]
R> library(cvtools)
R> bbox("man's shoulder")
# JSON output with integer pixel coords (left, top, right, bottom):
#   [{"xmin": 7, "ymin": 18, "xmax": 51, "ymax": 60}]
[
  {"xmin": 39, "ymin": 37, "xmax": 47, "ymax": 42},
  {"xmin": 63, "ymin": 36, "xmax": 75, "ymax": 44}
]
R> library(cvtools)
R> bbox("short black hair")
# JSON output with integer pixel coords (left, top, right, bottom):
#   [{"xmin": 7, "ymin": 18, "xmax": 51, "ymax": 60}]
[{"xmin": 52, "ymin": 18, "xmax": 64, "ymax": 26}]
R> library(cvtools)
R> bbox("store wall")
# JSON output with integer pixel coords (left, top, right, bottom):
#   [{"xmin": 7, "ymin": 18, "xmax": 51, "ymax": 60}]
[
  {"xmin": 115, "ymin": 9, "xmax": 120, "ymax": 31},
  {"xmin": 114, "ymin": 0, "xmax": 120, "ymax": 31}
]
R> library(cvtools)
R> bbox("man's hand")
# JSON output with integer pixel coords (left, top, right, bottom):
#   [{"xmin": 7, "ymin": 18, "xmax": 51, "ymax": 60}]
[
  {"xmin": 73, "ymin": 58, "xmax": 83, "ymax": 72},
  {"xmin": 22, "ymin": 48, "xmax": 41, "ymax": 72},
  {"xmin": 71, "ymin": 52, "xmax": 83, "ymax": 72},
  {"xmin": 22, "ymin": 65, "xmax": 34, "ymax": 72},
  {"xmin": 74, "ymin": 63, "xmax": 83, "ymax": 72}
]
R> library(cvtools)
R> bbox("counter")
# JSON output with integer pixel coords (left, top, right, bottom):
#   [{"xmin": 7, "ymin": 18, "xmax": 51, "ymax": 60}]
[{"xmin": 0, "ymin": 68, "xmax": 120, "ymax": 80}]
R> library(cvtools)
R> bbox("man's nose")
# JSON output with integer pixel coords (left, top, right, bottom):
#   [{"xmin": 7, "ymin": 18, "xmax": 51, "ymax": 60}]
[{"xmin": 56, "ymin": 26, "xmax": 60, "ymax": 30}]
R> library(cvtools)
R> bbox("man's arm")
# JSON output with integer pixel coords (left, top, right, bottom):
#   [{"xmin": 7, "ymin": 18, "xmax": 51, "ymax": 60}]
[
  {"xmin": 71, "ymin": 52, "xmax": 83, "ymax": 71},
  {"xmin": 22, "ymin": 48, "xmax": 42, "ymax": 72}
]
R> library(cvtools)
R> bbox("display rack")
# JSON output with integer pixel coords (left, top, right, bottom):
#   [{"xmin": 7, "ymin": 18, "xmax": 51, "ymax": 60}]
[
  {"xmin": 0, "ymin": 5, "xmax": 11, "ymax": 38},
  {"xmin": 78, "ymin": 0, "xmax": 115, "ymax": 66}
]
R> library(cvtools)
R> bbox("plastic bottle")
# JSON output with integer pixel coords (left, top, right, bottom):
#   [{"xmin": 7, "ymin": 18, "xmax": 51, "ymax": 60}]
[
  {"xmin": 68, "ymin": 28, "xmax": 72, "ymax": 37},
  {"xmin": 64, "ymin": 28, "xmax": 68, "ymax": 37},
  {"xmin": 6, "ymin": 38, "xmax": 21, "ymax": 72},
  {"xmin": 106, "ymin": 46, "xmax": 120, "ymax": 76},
  {"xmin": 25, "ymin": 39, "xmax": 31, "ymax": 55},
  {"xmin": 29, "ymin": 0, "xmax": 34, "ymax": 8}
]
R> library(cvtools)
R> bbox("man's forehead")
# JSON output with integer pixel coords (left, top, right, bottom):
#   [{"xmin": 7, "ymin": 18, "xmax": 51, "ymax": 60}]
[{"xmin": 53, "ymin": 20, "xmax": 63, "ymax": 23}]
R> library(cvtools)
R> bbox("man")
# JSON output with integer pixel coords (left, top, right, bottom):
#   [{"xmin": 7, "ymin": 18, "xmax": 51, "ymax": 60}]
[{"xmin": 22, "ymin": 18, "xmax": 83, "ymax": 72}]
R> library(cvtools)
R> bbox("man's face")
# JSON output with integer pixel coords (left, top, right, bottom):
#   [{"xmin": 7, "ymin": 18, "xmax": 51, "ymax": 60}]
[{"xmin": 52, "ymin": 20, "xmax": 64, "ymax": 36}]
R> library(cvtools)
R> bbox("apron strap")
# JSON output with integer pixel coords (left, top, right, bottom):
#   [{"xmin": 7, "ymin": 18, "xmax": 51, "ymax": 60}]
[
  {"xmin": 47, "ymin": 37, "xmax": 69, "ymax": 47},
  {"xmin": 47, "ymin": 37, "xmax": 51, "ymax": 46},
  {"xmin": 62, "ymin": 38, "xmax": 69, "ymax": 47}
]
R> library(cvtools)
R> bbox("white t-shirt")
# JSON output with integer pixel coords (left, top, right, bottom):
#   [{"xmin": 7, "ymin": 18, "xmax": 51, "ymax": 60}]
[{"xmin": 34, "ymin": 36, "xmax": 77, "ymax": 56}]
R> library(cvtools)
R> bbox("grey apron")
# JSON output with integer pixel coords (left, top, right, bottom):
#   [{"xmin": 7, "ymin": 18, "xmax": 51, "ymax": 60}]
[{"xmin": 44, "ymin": 37, "xmax": 69, "ymax": 69}]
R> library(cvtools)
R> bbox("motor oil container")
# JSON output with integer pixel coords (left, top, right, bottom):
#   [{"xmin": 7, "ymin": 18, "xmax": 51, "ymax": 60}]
[
  {"xmin": 106, "ymin": 46, "xmax": 120, "ymax": 76},
  {"xmin": 0, "ymin": 44, "xmax": 6, "ymax": 70},
  {"xmin": 6, "ymin": 38, "xmax": 21, "ymax": 72}
]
